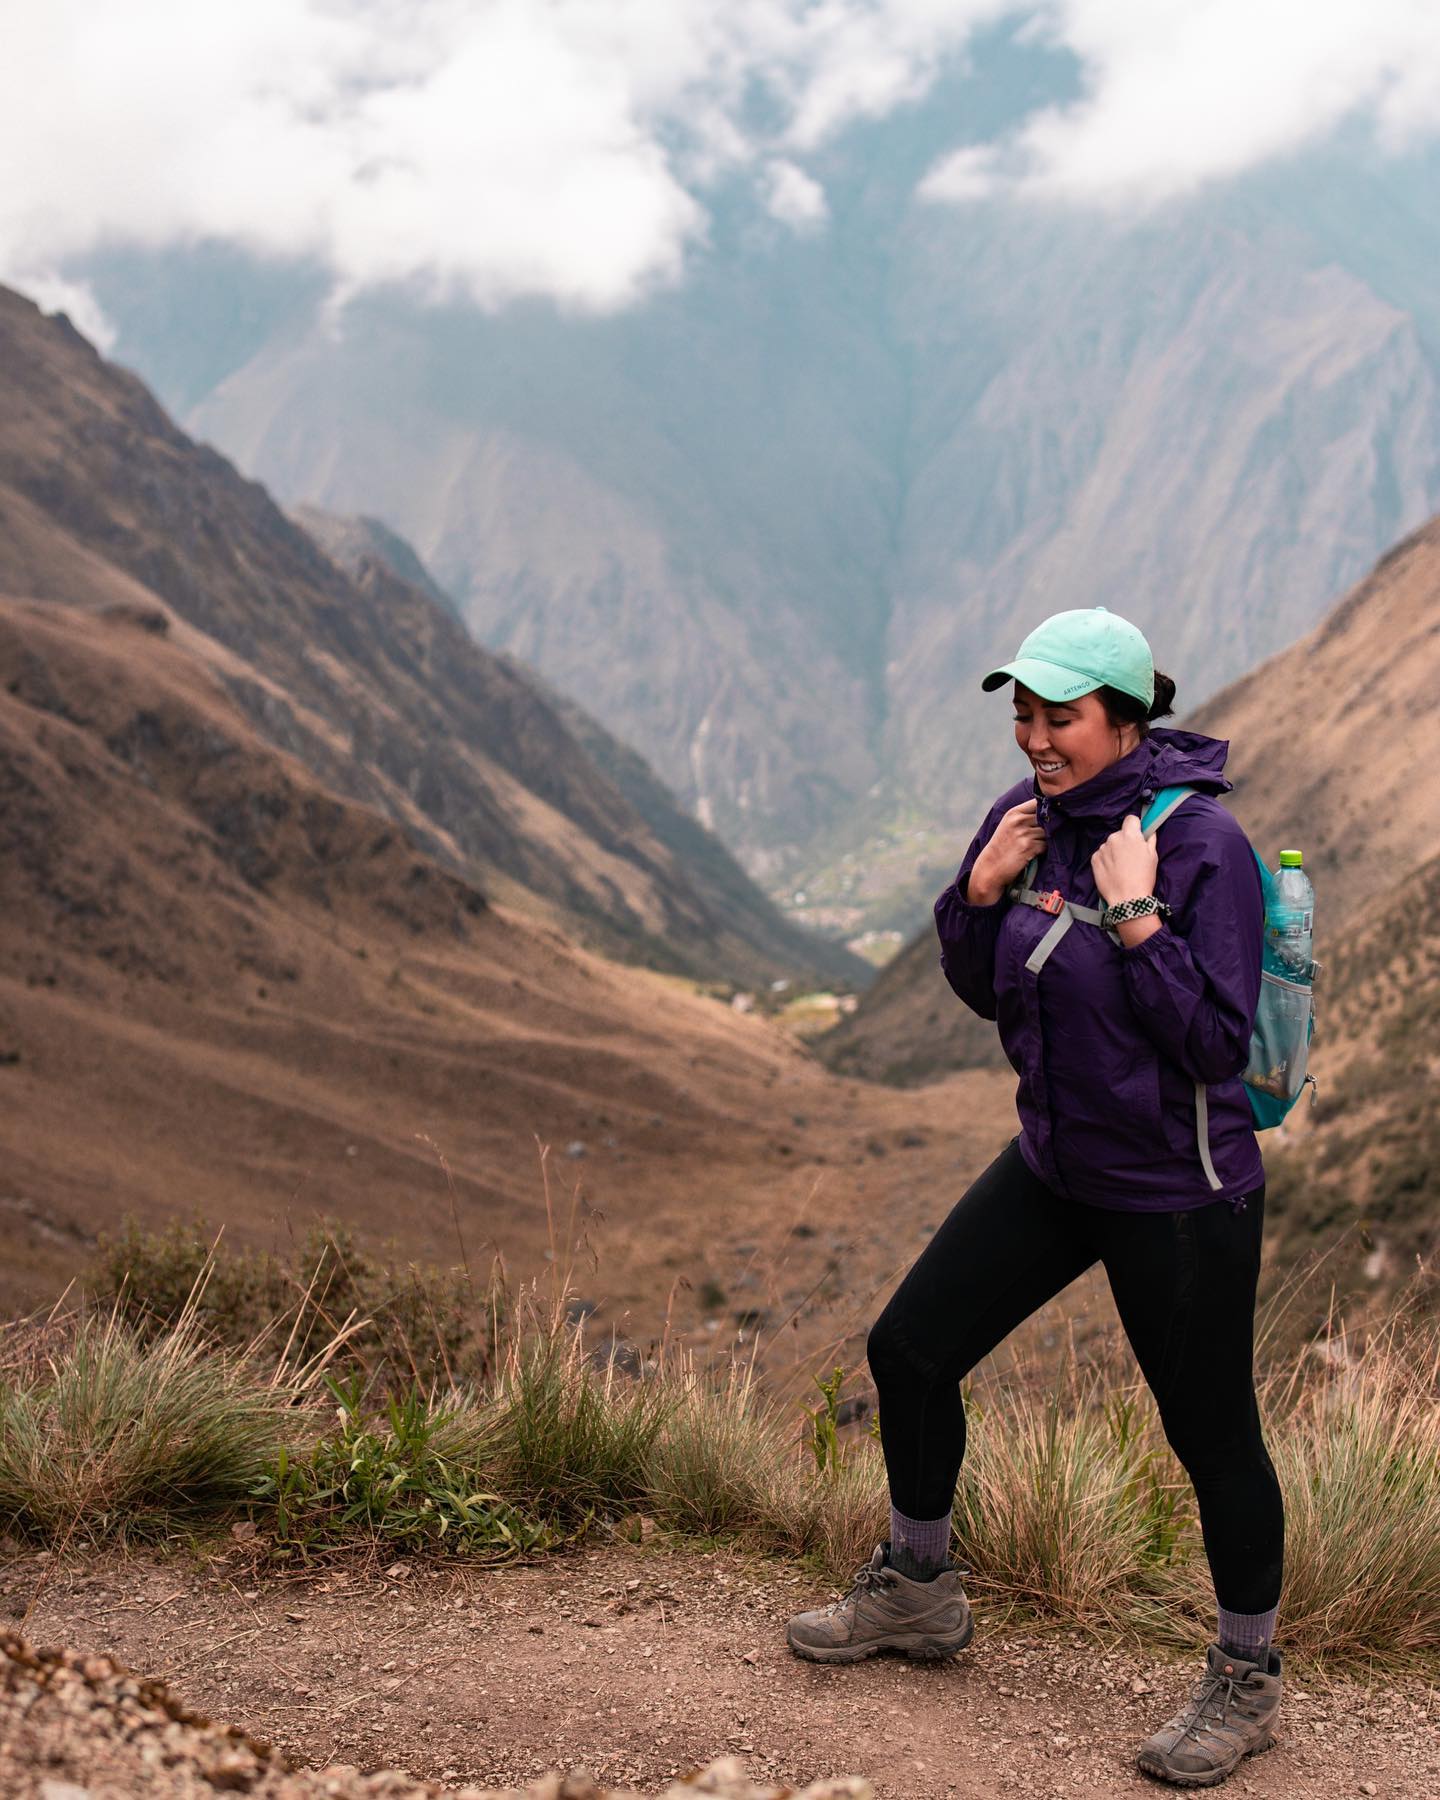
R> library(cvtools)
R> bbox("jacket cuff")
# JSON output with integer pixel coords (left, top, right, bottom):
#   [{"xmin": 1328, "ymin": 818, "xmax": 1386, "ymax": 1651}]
[
  {"xmin": 955, "ymin": 870, "xmax": 1007, "ymax": 910},
  {"xmin": 1118, "ymin": 922, "xmax": 1172, "ymax": 960}
]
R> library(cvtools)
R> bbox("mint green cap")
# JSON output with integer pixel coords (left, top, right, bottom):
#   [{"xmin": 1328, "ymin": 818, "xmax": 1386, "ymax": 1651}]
[
  {"xmin": 980, "ymin": 605, "xmax": 1155, "ymax": 707},
  {"xmin": 1279, "ymin": 849, "xmax": 1303, "ymax": 867}
]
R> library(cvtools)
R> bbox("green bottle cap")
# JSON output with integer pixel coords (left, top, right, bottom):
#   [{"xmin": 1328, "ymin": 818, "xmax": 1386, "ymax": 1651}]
[{"xmin": 1279, "ymin": 849, "xmax": 1303, "ymax": 867}]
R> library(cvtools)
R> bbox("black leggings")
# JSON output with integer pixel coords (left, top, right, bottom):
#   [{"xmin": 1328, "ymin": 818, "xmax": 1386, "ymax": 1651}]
[{"xmin": 867, "ymin": 1139, "xmax": 1284, "ymax": 1613}]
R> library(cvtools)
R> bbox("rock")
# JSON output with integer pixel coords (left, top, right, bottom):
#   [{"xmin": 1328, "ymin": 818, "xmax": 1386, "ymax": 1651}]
[
  {"xmin": 2, "ymin": 1632, "xmax": 872, "ymax": 1800},
  {"xmin": 733, "ymin": 1308, "xmax": 773, "ymax": 1332}
]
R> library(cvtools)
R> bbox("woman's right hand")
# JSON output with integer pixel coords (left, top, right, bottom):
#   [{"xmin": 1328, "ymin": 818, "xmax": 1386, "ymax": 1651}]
[{"xmin": 966, "ymin": 800, "xmax": 1047, "ymax": 905}]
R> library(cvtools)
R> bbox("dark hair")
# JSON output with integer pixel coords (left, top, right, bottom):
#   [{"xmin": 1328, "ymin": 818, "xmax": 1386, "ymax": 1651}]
[{"xmin": 1098, "ymin": 670, "xmax": 1176, "ymax": 737}]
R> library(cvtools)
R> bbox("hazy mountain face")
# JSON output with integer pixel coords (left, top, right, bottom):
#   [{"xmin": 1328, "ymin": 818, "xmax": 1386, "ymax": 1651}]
[
  {"xmin": 0, "ymin": 288, "xmax": 862, "ymax": 991},
  {"xmin": 83, "ymin": 52, "xmax": 1440, "ymax": 902}
]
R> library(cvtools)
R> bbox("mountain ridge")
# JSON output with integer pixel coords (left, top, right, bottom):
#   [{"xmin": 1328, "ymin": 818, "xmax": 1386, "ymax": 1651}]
[{"xmin": 0, "ymin": 285, "xmax": 862, "ymax": 991}]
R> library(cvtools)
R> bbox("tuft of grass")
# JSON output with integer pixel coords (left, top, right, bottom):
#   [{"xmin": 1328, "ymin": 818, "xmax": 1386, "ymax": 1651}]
[
  {"xmin": 6, "ymin": 1234, "xmax": 1440, "ymax": 1672},
  {"xmin": 949, "ymin": 1368, "xmax": 1190, "ymax": 1630},
  {"xmin": 0, "ymin": 1307, "xmax": 286, "ymax": 1545},
  {"xmin": 1226, "ymin": 1330, "xmax": 1439, "ymax": 1663},
  {"xmin": 645, "ymin": 1355, "xmax": 790, "ymax": 1541},
  {"xmin": 479, "ymin": 1285, "xmax": 675, "ymax": 1528},
  {"xmin": 257, "ymin": 1372, "xmax": 547, "ymax": 1559}
]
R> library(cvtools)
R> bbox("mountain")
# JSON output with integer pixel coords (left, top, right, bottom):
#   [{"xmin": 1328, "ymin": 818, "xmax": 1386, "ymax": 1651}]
[
  {"xmin": 294, "ymin": 503, "xmax": 853, "ymax": 994},
  {"xmin": 1184, "ymin": 516, "xmax": 1440, "ymax": 924},
  {"xmin": 0, "ymin": 286, "xmax": 862, "ymax": 991},
  {"xmin": 0, "ymin": 587, "xmax": 1012, "ymax": 1348},
  {"xmin": 81, "ymin": 80, "xmax": 1440, "ymax": 903}
]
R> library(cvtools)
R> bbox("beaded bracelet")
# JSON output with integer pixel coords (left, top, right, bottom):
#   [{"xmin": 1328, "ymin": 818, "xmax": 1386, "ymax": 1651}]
[{"xmin": 1101, "ymin": 895, "xmax": 1173, "ymax": 931}]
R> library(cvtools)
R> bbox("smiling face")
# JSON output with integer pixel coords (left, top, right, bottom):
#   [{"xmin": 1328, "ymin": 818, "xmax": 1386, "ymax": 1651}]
[{"xmin": 1012, "ymin": 681, "xmax": 1142, "ymax": 793}]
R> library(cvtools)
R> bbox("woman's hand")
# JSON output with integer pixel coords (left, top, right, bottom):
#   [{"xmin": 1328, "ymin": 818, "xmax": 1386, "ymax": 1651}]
[
  {"xmin": 967, "ymin": 800, "xmax": 1047, "ymax": 904},
  {"xmin": 1091, "ymin": 814, "xmax": 1158, "ymax": 907}
]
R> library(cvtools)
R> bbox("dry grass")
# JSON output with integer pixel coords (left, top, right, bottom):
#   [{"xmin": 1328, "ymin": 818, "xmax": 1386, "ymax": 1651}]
[
  {"xmin": 4, "ymin": 1210, "xmax": 1438, "ymax": 1671},
  {"xmin": 0, "ymin": 1305, "xmax": 288, "ymax": 1546}
]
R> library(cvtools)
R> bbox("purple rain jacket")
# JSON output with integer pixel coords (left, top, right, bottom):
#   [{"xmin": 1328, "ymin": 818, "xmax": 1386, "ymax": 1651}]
[{"xmin": 935, "ymin": 727, "xmax": 1266, "ymax": 1211}]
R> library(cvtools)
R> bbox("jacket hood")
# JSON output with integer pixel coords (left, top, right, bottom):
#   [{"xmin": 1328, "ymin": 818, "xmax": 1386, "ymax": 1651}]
[{"xmin": 1034, "ymin": 727, "xmax": 1232, "ymax": 821}]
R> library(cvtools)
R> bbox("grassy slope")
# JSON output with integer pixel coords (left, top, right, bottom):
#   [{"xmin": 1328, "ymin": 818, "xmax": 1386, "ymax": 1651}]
[{"xmin": 0, "ymin": 592, "xmax": 1014, "ymax": 1349}]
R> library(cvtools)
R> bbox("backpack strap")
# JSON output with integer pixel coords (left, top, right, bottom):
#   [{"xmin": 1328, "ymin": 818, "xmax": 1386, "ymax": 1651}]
[
  {"xmin": 1010, "ymin": 785, "xmax": 1199, "ymax": 973},
  {"xmin": 1140, "ymin": 784, "xmax": 1197, "ymax": 836},
  {"xmin": 1138, "ymin": 787, "xmax": 1222, "ymax": 1189}
]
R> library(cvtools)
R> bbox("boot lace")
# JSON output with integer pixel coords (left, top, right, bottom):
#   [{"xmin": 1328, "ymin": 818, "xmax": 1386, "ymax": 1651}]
[
  {"xmin": 1176, "ymin": 1670, "xmax": 1241, "ymax": 1745},
  {"xmin": 825, "ymin": 1561, "xmax": 894, "ymax": 1616}
]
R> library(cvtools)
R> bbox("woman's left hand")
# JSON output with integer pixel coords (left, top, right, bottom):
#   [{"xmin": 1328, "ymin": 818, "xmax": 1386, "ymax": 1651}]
[{"xmin": 1091, "ymin": 814, "xmax": 1158, "ymax": 906}]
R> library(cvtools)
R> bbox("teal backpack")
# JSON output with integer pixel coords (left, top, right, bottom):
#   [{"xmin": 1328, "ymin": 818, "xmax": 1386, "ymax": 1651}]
[
  {"xmin": 1009, "ymin": 783, "xmax": 1318, "ymax": 1192},
  {"xmin": 1140, "ymin": 785, "xmax": 1318, "ymax": 1135}
]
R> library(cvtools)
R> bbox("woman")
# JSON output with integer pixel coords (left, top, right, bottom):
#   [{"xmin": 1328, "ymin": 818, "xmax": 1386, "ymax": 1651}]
[{"xmin": 786, "ymin": 606, "xmax": 1285, "ymax": 1789}]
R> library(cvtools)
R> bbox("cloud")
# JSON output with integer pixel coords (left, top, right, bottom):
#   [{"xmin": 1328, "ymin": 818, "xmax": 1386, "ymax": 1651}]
[
  {"xmin": 0, "ymin": 0, "xmax": 997, "ymax": 319},
  {"xmin": 923, "ymin": 0, "xmax": 1440, "ymax": 205},
  {"xmin": 3, "ymin": 1, "xmax": 1439, "ymax": 327},
  {"xmin": 761, "ymin": 159, "xmax": 830, "ymax": 229}
]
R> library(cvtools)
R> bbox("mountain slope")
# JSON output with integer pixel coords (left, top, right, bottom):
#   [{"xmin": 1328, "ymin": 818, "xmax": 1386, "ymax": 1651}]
[
  {"xmin": 1258, "ymin": 848, "xmax": 1440, "ymax": 1322},
  {"xmin": 295, "ymin": 503, "xmax": 864, "ymax": 987},
  {"xmin": 1184, "ymin": 514, "xmax": 1440, "ymax": 923},
  {"xmin": 0, "ymin": 591, "xmax": 1003, "ymax": 1345},
  {"xmin": 0, "ymin": 286, "xmax": 859, "ymax": 989}
]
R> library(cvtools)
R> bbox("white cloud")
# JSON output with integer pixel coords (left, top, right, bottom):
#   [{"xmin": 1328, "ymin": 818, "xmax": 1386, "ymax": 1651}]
[
  {"xmin": 762, "ymin": 159, "xmax": 829, "ymax": 229},
  {"xmin": 0, "ymin": 0, "xmax": 995, "ymax": 317},
  {"xmin": 2, "ymin": 1, "xmax": 1439, "ymax": 323},
  {"xmin": 923, "ymin": 0, "xmax": 1440, "ymax": 205},
  {"xmin": 5, "ymin": 268, "xmax": 117, "ymax": 351}
]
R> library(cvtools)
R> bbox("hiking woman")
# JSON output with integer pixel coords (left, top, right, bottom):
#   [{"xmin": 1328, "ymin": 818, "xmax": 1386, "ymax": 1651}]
[{"xmin": 786, "ymin": 607, "xmax": 1285, "ymax": 1789}]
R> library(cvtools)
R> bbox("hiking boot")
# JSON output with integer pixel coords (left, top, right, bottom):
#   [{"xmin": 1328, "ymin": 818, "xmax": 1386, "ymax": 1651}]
[
  {"xmin": 1137, "ymin": 1643, "xmax": 1283, "ymax": 1787},
  {"xmin": 785, "ymin": 1543, "xmax": 974, "ymax": 1663}
]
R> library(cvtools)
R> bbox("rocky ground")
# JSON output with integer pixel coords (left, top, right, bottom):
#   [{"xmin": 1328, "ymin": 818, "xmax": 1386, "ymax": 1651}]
[
  {"xmin": 3, "ymin": 1542, "xmax": 1435, "ymax": 1799},
  {"xmin": 0, "ymin": 1635, "xmax": 865, "ymax": 1800}
]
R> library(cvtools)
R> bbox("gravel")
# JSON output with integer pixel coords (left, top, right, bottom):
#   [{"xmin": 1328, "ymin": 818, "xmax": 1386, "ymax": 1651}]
[{"xmin": 1, "ymin": 1632, "xmax": 873, "ymax": 1800}]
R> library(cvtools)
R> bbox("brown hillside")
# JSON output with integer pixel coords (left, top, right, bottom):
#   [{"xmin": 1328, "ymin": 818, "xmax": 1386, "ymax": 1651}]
[
  {"xmin": 0, "ymin": 594, "xmax": 1011, "ymax": 1360},
  {"xmin": 295, "ymin": 502, "xmax": 863, "ymax": 992},
  {"xmin": 1187, "ymin": 514, "xmax": 1440, "ymax": 921},
  {"xmin": 0, "ymin": 286, "xmax": 859, "ymax": 991},
  {"xmin": 1258, "ymin": 848, "xmax": 1440, "ymax": 1323},
  {"xmin": 812, "ymin": 927, "xmax": 1007, "ymax": 1086}
]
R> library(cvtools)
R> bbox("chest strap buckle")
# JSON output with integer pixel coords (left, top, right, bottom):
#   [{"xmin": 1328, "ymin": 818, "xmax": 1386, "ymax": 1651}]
[{"xmin": 1036, "ymin": 889, "xmax": 1066, "ymax": 916}]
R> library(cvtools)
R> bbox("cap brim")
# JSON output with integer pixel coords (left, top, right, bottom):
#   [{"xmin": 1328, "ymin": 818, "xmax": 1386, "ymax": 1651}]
[{"xmin": 980, "ymin": 657, "xmax": 1102, "ymax": 703}]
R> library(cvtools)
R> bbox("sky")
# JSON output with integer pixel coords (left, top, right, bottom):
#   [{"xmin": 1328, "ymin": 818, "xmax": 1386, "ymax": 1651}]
[{"xmin": 4, "ymin": 0, "xmax": 1439, "ymax": 347}]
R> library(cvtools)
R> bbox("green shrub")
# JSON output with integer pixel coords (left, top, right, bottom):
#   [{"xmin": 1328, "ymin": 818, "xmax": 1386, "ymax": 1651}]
[{"xmin": 256, "ymin": 1373, "xmax": 546, "ymax": 1559}]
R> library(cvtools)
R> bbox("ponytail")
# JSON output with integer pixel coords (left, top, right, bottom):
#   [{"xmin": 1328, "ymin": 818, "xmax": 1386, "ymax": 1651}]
[{"xmin": 1098, "ymin": 669, "xmax": 1177, "ymax": 738}]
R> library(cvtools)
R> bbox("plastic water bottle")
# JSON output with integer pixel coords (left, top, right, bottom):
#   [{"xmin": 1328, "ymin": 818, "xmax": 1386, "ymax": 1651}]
[{"xmin": 1265, "ymin": 849, "xmax": 1314, "ymax": 978}]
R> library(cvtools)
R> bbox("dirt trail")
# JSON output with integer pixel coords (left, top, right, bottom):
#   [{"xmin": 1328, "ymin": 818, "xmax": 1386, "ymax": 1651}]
[{"xmin": 5, "ymin": 1543, "xmax": 1434, "ymax": 1799}]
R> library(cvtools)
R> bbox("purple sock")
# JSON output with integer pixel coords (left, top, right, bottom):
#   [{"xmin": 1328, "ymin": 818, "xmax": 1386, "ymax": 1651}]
[
  {"xmin": 888, "ymin": 1506, "xmax": 951, "ymax": 1579},
  {"xmin": 1216, "ymin": 1605, "xmax": 1279, "ymax": 1663}
]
